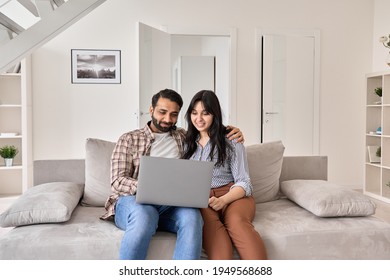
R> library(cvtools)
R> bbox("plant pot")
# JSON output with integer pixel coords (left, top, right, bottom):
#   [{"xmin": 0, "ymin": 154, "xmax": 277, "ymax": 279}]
[{"xmin": 4, "ymin": 158, "xmax": 13, "ymax": 167}]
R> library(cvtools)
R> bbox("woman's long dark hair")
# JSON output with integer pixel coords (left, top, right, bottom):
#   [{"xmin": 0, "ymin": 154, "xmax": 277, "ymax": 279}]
[{"xmin": 182, "ymin": 90, "xmax": 232, "ymax": 166}]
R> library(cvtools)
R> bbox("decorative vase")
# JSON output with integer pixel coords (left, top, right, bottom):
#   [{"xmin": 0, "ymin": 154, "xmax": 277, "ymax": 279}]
[{"xmin": 4, "ymin": 158, "xmax": 13, "ymax": 167}]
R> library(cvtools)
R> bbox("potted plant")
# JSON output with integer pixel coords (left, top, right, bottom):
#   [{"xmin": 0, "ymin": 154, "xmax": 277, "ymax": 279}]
[
  {"xmin": 376, "ymin": 146, "xmax": 381, "ymax": 158},
  {"xmin": 0, "ymin": 145, "xmax": 19, "ymax": 167},
  {"xmin": 374, "ymin": 87, "xmax": 382, "ymax": 98}
]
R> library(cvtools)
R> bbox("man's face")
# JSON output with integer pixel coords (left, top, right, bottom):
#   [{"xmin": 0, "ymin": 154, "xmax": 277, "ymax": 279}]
[{"xmin": 149, "ymin": 97, "xmax": 180, "ymax": 133}]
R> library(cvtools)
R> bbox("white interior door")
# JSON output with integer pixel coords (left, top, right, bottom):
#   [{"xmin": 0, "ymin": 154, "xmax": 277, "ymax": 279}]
[
  {"xmin": 176, "ymin": 56, "xmax": 215, "ymax": 128},
  {"xmin": 262, "ymin": 32, "xmax": 319, "ymax": 155},
  {"xmin": 138, "ymin": 22, "xmax": 171, "ymax": 127}
]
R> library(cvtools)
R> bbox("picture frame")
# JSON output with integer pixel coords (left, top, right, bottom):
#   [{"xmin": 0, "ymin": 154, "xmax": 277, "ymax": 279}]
[
  {"xmin": 71, "ymin": 49, "xmax": 121, "ymax": 84},
  {"xmin": 367, "ymin": 146, "xmax": 381, "ymax": 163}
]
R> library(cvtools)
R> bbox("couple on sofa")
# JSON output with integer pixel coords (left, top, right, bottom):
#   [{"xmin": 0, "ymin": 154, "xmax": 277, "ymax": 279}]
[{"xmin": 101, "ymin": 88, "xmax": 267, "ymax": 260}]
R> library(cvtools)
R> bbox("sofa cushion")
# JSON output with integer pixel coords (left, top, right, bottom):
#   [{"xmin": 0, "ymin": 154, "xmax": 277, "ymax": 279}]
[
  {"xmin": 245, "ymin": 141, "xmax": 285, "ymax": 203},
  {"xmin": 281, "ymin": 180, "xmax": 377, "ymax": 217},
  {"xmin": 0, "ymin": 182, "xmax": 84, "ymax": 227},
  {"xmin": 81, "ymin": 138, "xmax": 116, "ymax": 207}
]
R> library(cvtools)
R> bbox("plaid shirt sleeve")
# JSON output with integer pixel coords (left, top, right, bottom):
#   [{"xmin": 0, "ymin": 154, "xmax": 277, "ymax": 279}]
[
  {"xmin": 101, "ymin": 130, "xmax": 150, "ymax": 220},
  {"xmin": 110, "ymin": 134, "xmax": 138, "ymax": 196}
]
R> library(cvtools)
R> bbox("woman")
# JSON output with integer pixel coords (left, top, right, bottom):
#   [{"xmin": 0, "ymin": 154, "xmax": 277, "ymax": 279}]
[{"xmin": 182, "ymin": 90, "xmax": 267, "ymax": 260}]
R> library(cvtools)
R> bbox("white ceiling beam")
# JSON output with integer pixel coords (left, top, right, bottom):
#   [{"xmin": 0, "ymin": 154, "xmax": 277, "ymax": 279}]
[
  {"xmin": 51, "ymin": 0, "xmax": 65, "ymax": 8},
  {"xmin": 17, "ymin": 0, "xmax": 39, "ymax": 16},
  {"xmin": 0, "ymin": 27, "xmax": 12, "ymax": 45},
  {"xmin": 34, "ymin": 0, "xmax": 54, "ymax": 18},
  {"xmin": 0, "ymin": 0, "xmax": 107, "ymax": 73},
  {"xmin": 0, "ymin": 11, "xmax": 24, "ymax": 34}
]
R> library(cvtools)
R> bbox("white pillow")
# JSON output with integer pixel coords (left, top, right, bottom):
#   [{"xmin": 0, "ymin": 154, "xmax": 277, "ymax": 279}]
[
  {"xmin": 81, "ymin": 138, "xmax": 116, "ymax": 206},
  {"xmin": 281, "ymin": 180, "xmax": 376, "ymax": 217},
  {"xmin": 0, "ymin": 182, "xmax": 84, "ymax": 227},
  {"xmin": 246, "ymin": 141, "xmax": 285, "ymax": 203}
]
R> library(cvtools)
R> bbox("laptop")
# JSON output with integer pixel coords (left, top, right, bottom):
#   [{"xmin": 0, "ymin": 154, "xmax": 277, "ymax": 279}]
[{"xmin": 136, "ymin": 156, "xmax": 214, "ymax": 208}]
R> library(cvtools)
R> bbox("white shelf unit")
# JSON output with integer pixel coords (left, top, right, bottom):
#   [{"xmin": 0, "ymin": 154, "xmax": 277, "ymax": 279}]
[
  {"xmin": 0, "ymin": 58, "xmax": 32, "ymax": 196},
  {"xmin": 365, "ymin": 71, "xmax": 390, "ymax": 203}
]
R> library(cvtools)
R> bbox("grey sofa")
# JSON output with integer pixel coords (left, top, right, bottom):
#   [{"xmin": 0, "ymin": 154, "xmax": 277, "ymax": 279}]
[{"xmin": 1, "ymin": 140, "xmax": 390, "ymax": 260}]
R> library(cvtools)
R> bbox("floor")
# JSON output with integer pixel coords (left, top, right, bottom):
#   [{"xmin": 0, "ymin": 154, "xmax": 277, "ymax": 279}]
[
  {"xmin": 0, "ymin": 195, "xmax": 19, "ymax": 237},
  {"xmin": 370, "ymin": 195, "xmax": 390, "ymax": 223},
  {"xmin": 0, "ymin": 192, "xmax": 390, "ymax": 239}
]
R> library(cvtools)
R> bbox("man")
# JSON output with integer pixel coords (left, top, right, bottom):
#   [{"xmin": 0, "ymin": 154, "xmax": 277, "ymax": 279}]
[{"xmin": 101, "ymin": 89, "xmax": 243, "ymax": 260}]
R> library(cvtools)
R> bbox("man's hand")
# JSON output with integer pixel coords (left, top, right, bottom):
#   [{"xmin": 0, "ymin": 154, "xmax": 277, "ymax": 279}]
[{"xmin": 226, "ymin": 125, "xmax": 244, "ymax": 143}]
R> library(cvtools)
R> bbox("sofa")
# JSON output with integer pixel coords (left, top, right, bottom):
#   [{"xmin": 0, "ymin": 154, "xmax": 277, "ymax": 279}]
[{"xmin": 1, "ymin": 139, "xmax": 390, "ymax": 260}]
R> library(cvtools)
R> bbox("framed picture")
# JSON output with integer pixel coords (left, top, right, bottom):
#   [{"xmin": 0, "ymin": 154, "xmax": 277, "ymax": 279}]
[
  {"xmin": 71, "ymin": 49, "xmax": 121, "ymax": 84},
  {"xmin": 367, "ymin": 146, "xmax": 381, "ymax": 163}
]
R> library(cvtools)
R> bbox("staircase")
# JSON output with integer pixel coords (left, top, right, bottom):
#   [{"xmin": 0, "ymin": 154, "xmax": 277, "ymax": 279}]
[{"xmin": 0, "ymin": 0, "xmax": 106, "ymax": 73}]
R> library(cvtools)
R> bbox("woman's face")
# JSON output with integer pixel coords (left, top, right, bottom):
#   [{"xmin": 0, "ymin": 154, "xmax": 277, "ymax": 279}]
[{"xmin": 191, "ymin": 101, "xmax": 213, "ymax": 134}]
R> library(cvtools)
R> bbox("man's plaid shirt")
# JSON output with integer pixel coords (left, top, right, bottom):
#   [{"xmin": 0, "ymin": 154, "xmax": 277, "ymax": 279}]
[{"xmin": 100, "ymin": 123, "xmax": 186, "ymax": 220}]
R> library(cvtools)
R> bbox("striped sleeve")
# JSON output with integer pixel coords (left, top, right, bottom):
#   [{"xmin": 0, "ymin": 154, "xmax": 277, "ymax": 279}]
[{"xmin": 229, "ymin": 141, "xmax": 253, "ymax": 196}]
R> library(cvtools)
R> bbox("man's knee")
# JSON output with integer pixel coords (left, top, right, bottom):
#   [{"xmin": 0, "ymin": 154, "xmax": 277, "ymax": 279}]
[{"xmin": 177, "ymin": 208, "xmax": 203, "ymax": 228}]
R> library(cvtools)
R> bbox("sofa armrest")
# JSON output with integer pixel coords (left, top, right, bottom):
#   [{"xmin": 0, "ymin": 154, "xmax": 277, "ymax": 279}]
[
  {"xmin": 279, "ymin": 156, "xmax": 327, "ymax": 183},
  {"xmin": 33, "ymin": 159, "xmax": 85, "ymax": 185}
]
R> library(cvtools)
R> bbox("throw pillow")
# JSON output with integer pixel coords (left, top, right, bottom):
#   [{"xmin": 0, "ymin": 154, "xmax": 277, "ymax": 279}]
[
  {"xmin": 0, "ymin": 182, "xmax": 84, "ymax": 227},
  {"xmin": 281, "ymin": 180, "xmax": 377, "ymax": 217},
  {"xmin": 81, "ymin": 138, "xmax": 116, "ymax": 207},
  {"xmin": 245, "ymin": 141, "xmax": 285, "ymax": 203}
]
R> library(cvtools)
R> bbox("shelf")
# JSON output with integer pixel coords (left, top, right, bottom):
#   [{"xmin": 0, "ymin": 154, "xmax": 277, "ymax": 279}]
[
  {"xmin": 365, "ymin": 71, "xmax": 390, "ymax": 204},
  {"xmin": 0, "ymin": 104, "xmax": 22, "ymax": 108},
  {"xmin": 364, "ymin": 191, "xmax": 390, "ymax": 204},
  {"xmin": 0, "ymin": 136, "xmax": 22, "ymax": 139},
  {"xmin": 0, "ymin": 194, "xmax": 20, "ymax": 201},
  {"xmin": 365, "ymin": 162, "xmax": 381, "ymax": 168},
  {"xmin": 0, "ymin": 73, "xmax": 21, "ymax": 77},
  {"xmin": 0, "ymin": 165, "xmax": 22, "ymax": 170},
  {"xmin": 0, "ymin": 57, "xmax": 32, "ymax": 196}
]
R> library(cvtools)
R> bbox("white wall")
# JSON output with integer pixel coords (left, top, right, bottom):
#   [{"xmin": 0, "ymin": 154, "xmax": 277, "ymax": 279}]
[
  {"xmin": 372, "ymin": 0, "xmax": 390, "ymax": 71},
  {"xmin": 32, "ymin": 0, "xmax": 375, "ymax": 186}
]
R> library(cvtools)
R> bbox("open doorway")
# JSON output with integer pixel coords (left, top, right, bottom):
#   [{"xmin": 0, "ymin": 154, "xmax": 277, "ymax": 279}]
[{"xmin": 137, "ymin": 22, "xmax": 236, "ymax": 129}]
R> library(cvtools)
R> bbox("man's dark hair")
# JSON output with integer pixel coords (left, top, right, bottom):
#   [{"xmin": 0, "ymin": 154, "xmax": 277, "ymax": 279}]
[{"xmin": 151, "ymin": 89, "xmax": 183, "ymax": 109}]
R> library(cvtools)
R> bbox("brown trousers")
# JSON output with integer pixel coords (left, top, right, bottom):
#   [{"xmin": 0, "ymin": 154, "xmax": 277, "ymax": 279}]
[{"xmin": 200, "ymin": 184, "xmax": 268, "ymax": 260}]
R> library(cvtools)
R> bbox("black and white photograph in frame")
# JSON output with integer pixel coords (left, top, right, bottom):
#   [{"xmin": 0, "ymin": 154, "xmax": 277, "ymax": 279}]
[{"xmin": 71, "ymin": 49, "xmax": 121, "ymax": 84}]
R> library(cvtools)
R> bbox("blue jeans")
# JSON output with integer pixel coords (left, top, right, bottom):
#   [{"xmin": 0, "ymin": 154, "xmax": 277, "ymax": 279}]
[{"xmin": 115, "ymin": 195, "xmax": 203, "ymax": 260}]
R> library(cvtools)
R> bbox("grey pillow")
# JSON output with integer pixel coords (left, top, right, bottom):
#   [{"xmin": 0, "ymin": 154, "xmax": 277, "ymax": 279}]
[
  {"xmin": 0, "ymin": 182, "xmax": 84, "ymax": 227},
  {"xmin": 81, "ymin": 138, "xmax": 116, "ymax": 207},
  {"xmin": 281, "ymin": 180, "xmax": 377, "ymax": 217},
  {"xmin": 245, "ymin": 141, "xmax": 285, "ymax": 203}
]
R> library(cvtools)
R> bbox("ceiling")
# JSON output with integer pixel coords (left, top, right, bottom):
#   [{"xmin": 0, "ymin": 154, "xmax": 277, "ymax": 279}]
[
  {"xmin": 0, "ymin": 0, "xmax": 65, "ymax": 36},
  {"xmin": 0, "ymin": 0, "xmax": 106, "ymax": 73}
]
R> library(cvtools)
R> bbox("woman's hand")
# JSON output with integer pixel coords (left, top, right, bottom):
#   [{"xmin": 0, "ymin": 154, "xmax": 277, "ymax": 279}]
[
  {"xmin": 208, "ymin": 186, "xmax": 246, "ymax": 211},
  {"xmin": 226, "ymin": 125, "xmax": 244, "ymax": 143},
  {"xmin": 208, "ymin": 196, "xmax": 228, "ymax": 211}
]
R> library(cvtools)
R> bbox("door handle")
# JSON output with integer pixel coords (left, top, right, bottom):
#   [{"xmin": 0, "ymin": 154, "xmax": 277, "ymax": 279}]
[{"xmin": 265, "ymin": 112, "xmax": 279, "ymax": 115}]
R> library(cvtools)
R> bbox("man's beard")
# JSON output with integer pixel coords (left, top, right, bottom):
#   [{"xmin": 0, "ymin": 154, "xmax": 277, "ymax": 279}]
[{"xmin": 151, "ymin": 114, "xmax": 174, "ymax": 133}]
